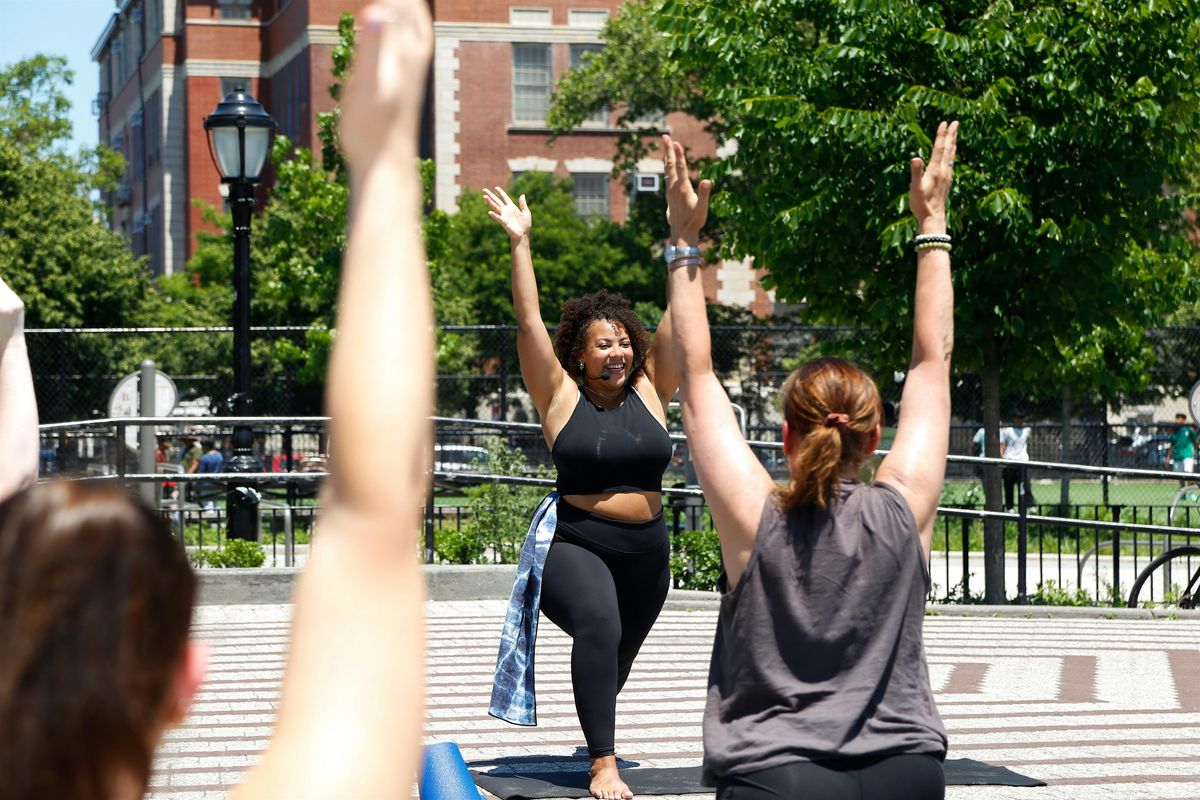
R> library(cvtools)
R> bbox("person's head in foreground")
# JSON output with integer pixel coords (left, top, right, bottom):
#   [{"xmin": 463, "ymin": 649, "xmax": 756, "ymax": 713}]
[
  {"xmin": 0, "ymin": 481, "xmax": 204, "ymax": 800},
  {"xmin": 777, "ymin": 357, "xmax": 883, "ymax": 510},
  {"xmin": 555, "ymin": 289, "xmax": 650, "ymax": 390}
]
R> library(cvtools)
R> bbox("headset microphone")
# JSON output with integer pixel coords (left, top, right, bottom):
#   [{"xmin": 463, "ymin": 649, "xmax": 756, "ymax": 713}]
[{"xmin": 585, "ymin": 367, "xmax": 612, "ymax": 381}]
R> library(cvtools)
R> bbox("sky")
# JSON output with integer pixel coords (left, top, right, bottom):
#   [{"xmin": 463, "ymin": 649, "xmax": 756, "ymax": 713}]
[{"xmin": 0, "ymin": 0, "xmax": 120, "ymax": 152}]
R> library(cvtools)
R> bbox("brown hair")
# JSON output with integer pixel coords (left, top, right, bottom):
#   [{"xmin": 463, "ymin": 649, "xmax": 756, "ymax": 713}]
[
  {"xmin": 0, "ymin": 482, "xmax": 196, "ymax": 800},
  {"xmin": 554, "ymin": 290, "xmax": 650, "ymax": 384},
  {"xmin": 776, "ymin": 358, "xmax": 883, "ymax": 511}
]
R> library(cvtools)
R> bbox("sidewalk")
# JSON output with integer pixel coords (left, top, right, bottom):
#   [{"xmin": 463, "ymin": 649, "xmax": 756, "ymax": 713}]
[{"xmin": 149, "ymin": 600, "xmax": 1200, "ymax": 799}]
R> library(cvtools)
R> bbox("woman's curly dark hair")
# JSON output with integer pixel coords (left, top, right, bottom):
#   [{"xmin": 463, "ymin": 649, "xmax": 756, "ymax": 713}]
[{"xmin": 554, "ymin": 290, "xmax": 650, "ymax": 384}]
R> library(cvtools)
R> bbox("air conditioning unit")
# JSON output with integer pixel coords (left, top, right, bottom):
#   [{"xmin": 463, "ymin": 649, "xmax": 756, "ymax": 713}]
[{"xmin": 633, "ymin": 173, "xmax": 660, "ymax": 193}]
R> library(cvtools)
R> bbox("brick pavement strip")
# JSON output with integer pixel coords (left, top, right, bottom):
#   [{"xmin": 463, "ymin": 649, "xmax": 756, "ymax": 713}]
[{"xmin": 146, "ymin": 602, "xmax": 1200, "ymax": 800}]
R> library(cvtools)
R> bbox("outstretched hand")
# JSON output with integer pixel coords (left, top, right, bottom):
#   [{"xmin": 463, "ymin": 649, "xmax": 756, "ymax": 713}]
[
  {"xmin": 662, "ymin": 134, "xmax": 713, "ymax": 246},
  {"xmin": 483, "ymin": 187, "xmax": 532, "ymax": 241},
  {"xmin": 909, "ymin": 120, "xmax": 958, "ymax": 233},
  {"xmin": 340, "ymin": 0, "xmax": 433, "ymax": 171}
]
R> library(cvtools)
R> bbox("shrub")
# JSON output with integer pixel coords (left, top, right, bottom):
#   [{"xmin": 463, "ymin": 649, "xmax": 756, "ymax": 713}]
[
  {"xmin": 670, "ymin": 528, "xmax": 723, "ymax": 591},
  {"xmin": 435, "ymin": 437, "xmax": 550, "ymax": 564},
  {"xmin": 192, "ymin": 538, "xmax": 266, "ymax": 569}
]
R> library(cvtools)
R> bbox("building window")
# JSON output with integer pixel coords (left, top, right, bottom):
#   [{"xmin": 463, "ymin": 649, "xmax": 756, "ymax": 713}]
[
  {"xmin": 510, "ymin": 8, "xmax": 552, "ymax": 26},
  {"xmin": 569, "ymin": 45, "xmax": 607, "ymax": 125},
  {"xmin": 568, "ymin": 9, "xmax": 610, "ymax": 28},
  {"xmin": 130, "ymin": 111, "xmax": 145, "ymax": 181},
  {"xmin": 512, "ymin": 44, "xmax": 551, "ymax": 124},
  {"xmin": 145, "ymin": 91, "xmax": 161, "ymax": 168},
  {"xmin": 221, "ymin": 77, "xmax": 248, "ymax": 99},
  {"xmin": 219, "ymin": 0, "xmax": 254, "ymax": 21},
  {"xmin": 573, "ymin": 173, "xmax": 609, "ymax": 219},
  {"xmin": 146, "ymin": 0, "xmax": 161, "ymax": 39}
]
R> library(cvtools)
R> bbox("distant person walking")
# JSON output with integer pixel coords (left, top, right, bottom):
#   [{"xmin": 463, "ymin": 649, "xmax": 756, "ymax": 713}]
[
  {"xmin": 196, "ymin": 440, "xmax": 224, "ymax": 511},
  {"xmin": 182, "ymin": 437, "xmax": 203, "ymax": 473},
  {"xmin": 1000, "ymin": 414, "xmax": 1031, "ymax": 511},
  {"xmin": 1168, "ymin": 412, "xmax": 1197, "ymax": 480}
]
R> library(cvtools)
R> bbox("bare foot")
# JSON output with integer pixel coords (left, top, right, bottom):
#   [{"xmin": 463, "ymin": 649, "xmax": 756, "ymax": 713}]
[{"xmin": 589, "ymin": 755, "xmax": 633, "ymax": 800}]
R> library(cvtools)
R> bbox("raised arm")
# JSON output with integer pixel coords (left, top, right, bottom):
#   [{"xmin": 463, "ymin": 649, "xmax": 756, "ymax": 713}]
[
  {"xmin": 643, "ymin": 284, "xmax": 680, "ymax": 411},
  {"xmin": 0, "ymin": 274, "xmax": 38, "ymax": 502},
  {"xmin": 231, "ymin": 3, "xmax": 432, "ymax": 798},
  {"xmin": 483, "ymin": 188, "xmax": 573, "ymax": 420},
  {"xmin": 876, "ymin": 121, "xmax": 959, "ymax": 559},
  {"xmin": 664, "ymin": 135, "xmax": 774, "ymax": 587}
]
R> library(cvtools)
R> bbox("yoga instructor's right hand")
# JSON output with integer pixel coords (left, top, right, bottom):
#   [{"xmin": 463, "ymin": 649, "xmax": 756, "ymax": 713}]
[{"xmin": 483, "ymin": 187, "xmax": 532, "ymax": 242}]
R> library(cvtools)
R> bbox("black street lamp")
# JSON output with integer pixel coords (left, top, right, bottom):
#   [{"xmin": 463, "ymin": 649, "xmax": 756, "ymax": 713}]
[{"xmin": 204, "ymin": 88, "xmax": 276, "ymax": 541}]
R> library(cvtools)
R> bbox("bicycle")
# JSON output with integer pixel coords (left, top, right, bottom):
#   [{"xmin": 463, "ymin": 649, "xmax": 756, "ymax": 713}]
[{"xmin": 1125, "ymin": 484, "xmax": 1200, "ymax": 608}]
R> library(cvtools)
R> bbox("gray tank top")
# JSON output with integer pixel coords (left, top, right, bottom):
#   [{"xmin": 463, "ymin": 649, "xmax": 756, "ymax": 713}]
[{"xmin": 702, "ymin": 480, "xmax": 947, "ymax": 784}]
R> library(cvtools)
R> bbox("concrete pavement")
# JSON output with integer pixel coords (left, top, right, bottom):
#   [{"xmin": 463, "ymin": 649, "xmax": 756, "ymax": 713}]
[{"xmin": 149, "ymin": 600, "xmax": 1200, "ymax": 799}]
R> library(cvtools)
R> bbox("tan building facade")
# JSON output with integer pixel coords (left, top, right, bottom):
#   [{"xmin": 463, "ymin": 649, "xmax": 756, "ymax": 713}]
[{"xmin": 94, "ymin": 0, "xmax": 772, "ymax": 311}]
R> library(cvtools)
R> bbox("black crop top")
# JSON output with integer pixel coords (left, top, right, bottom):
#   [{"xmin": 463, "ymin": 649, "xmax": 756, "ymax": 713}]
[{"xmin": 551, "ymin": 388, "xmax": 672, "ymax": 495}]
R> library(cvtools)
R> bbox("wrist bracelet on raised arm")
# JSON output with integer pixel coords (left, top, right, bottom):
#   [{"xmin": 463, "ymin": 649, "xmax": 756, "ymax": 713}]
[
  {"xmin": 913, "ymin": 233, "xmax": 952, "ymax": 247},
  {"xmin": 669, "ymin": 256, "xmax": 705, "ymax": 271},
  {"xmin": 664, "ymin": 244, "xmax": 702, "ymax": 264},
  {"xmin": 914, "ymin": 241, "xmax": 952, "ymax": 253}
]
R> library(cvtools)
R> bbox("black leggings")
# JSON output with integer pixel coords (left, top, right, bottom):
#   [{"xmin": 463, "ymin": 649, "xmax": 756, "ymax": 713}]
[
  {"xmin": 716, "ymin": 754, "xmax": 945, "ymax": 800},
  {"xmin": 539, "ymin": 502, "xmax": 671, "ymax": 758}
]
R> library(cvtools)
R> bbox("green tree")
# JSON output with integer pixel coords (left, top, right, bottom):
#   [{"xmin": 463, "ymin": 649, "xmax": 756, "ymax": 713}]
[
  {"xmin": 0, "ymin": 56, "xmax": 156, "ymax": 421},
  {"xmin": 0, "ymin": 55, "xmax": 73, "ymax": 155},
  {"xmin": 445, "ymin": 171, "xmax": 665, "ymax": 324},
  {"xmin": 553, "ymin": 0, "xmax": 1200, "ymax": 603}
]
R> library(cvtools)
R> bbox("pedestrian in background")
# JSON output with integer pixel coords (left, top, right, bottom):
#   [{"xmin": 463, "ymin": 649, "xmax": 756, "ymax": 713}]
[{"xmin": 1000, "ymin": 413, "xmax": 1032, "ymax": 511}]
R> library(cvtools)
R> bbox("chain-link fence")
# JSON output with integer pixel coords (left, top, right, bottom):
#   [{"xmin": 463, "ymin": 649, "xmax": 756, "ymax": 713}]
[
  {"xmin": 27, "ymin": 324, "xmax": 1200, "ymax": 461},
  {"xmin": 25, "ymin": 326, "xmax": 326, "ymax": 423}
]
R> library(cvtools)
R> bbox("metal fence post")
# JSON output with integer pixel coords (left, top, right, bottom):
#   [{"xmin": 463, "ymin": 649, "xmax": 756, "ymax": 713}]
[
  {"xmin": 138, "ymin": 360, "xmax": 157, "ymax": 507},
  {"xmin": 961, "ymin": 516, "xmax": 971, "ymax": 600},
  {"xmin": 115, "ymin": 422, "xmax": 127, "ymax": 484},
  {"xmin": 1111, "ymin": 505, "xmax": 1122, "ymax": 605},
  {"xmin": 1016, "ymin": 462, "xmax": 1029, "ymax": 603},
  {"xmin": 425, "ymin": 453, "xmax": 436, "ymax": 564}
]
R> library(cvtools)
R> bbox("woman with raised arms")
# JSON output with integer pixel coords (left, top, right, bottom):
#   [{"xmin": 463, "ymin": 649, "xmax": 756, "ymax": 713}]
[{"xmin": 665, "ymin": 122, "xmax": 958, "ymax": 800}]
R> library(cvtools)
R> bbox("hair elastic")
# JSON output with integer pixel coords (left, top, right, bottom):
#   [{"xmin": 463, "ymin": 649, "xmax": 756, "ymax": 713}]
[{"xmin": 824, "ymin": 412, "xmax": 850, "ymax": 429}]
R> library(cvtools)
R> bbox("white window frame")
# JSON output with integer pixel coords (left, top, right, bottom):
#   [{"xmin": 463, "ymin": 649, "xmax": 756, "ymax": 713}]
[
  {"xmin": 572, "ymin": 173, "xmax": 610, "ymax": 219},
  {"xmin": 512, "ymin": 43, "xmax": 552, "ymax": 124},
  {"xmin": 569, "ymin": 44, "xmax": 607, "ymax": 126},
  {"xmin": 510, "ymin": 8, "xmax": 552, "ymax": 26},
  {"xmin": 568, "ymin": 9, "xmax": 609, "ymax": 29}
]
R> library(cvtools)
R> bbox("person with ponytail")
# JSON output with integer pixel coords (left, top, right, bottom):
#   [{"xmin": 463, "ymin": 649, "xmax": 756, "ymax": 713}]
[
  {"xmin": 665, "ymin": 121, "xmax": 958, "ymax": 800},
  {"xmin": 0, "ymin": 3, "xmax": 434, "ymax": 797}
]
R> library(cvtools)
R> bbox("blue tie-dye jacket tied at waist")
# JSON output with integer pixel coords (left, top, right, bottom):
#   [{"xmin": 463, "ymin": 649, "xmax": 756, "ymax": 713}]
[{"xmin": 489, "ymin": 491, "xmax": 559, "ymax": 726}]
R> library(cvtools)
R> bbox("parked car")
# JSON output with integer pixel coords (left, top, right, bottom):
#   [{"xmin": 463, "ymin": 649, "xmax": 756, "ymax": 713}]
[
  {"xmin": 1108, "ymin": 429, "xmax": 1171, "ymax": 468},
  {"xmin": 433, "ymin": 444, "xmax": 490, "ymax": 474}
]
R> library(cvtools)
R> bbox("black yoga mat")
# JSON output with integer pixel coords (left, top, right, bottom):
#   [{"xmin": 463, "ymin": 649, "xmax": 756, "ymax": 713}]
[{"xmin": 471, "ymin": 758, "xmax": 1045, "ymax": 799}]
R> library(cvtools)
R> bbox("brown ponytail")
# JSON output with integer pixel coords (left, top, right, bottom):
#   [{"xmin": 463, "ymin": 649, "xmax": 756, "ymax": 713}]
[{"xmin": 776, "ymin": 358, "xmax": 883, "ymax": 510}]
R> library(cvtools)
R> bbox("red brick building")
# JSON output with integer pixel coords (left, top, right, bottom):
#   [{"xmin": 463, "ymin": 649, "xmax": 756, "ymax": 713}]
[{"xmin": 93, "ymin": 0, "xmax": 772, "ymax": 311}]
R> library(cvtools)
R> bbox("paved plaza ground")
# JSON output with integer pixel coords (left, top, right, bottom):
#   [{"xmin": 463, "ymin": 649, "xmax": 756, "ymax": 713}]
[{"xmin": 150, "ymin": 599, "xmax": 1200, "ymax": 799}]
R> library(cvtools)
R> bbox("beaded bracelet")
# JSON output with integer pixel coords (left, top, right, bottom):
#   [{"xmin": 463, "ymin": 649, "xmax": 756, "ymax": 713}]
[
  {"xmin": 913, "ymin": 233, "xmax": 952, "ymax": 247},
  {"xmin": 914, "ymin": 241, "xmax": 952, "ymax": 253}
]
